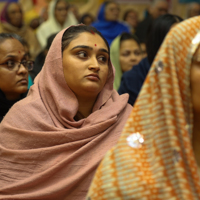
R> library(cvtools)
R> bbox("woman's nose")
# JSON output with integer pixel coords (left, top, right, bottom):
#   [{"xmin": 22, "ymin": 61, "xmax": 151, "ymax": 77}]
[
  {"xmin": 88, "ymin": 57, "xmax": 100, "ymax": 71},
  {"xmin": 17, "ymin": 63, "xmax": 28, "ymax": 75}
]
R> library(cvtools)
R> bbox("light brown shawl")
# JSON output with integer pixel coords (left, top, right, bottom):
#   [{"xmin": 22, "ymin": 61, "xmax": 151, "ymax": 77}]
[
  {"xmin": 0, "ymin": 22, "xmax": 41, "ymax": 59},
  {"xmin": 87, "ymin": 16, "xmax": 200, "ymax": 199},
  {"xmin": 0, "ymin": 26, "xmax": 132, "ymax": 200}
]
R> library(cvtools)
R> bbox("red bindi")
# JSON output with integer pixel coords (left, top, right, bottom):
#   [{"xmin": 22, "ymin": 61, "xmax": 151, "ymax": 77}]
[
  {"xmin": 95, "ymin": 44, "xmax": 97, "ymax": 46},
  {"xmin": 90, "ymin": 30, "xmax": 95, "ymax": 35},
  {"xmin": 18, "ymin": 51, "xmax": 21, "ymax": 53}
]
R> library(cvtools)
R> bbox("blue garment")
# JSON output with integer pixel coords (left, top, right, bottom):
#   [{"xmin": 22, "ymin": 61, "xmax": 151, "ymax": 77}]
[
  {"xmin": 91, "ymin": 3, "xmax": 130, "ymax": 46},
  {"xmin": 118, "ymin": 57, "xmax": 150, "ymax": 106}
]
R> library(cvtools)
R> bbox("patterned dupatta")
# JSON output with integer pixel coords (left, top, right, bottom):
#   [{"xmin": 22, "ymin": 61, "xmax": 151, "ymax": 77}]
[{"xmin": 87, "ymin": 16, "xmax": 200, "ymax": 199}]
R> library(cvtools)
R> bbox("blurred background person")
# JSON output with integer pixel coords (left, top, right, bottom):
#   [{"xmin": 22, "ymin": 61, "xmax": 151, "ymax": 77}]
[
  {"xmin": 123, "ymin": 9, "xmax": 139, "ymax": 34},
  {"xmin": 110, "ymin": 32, "xmax": 142, "ymax": 90},
  {"xmin": 0, "ymin": 33, "xmax": 34, "ymax": 122},
  {"xmin": 186, "ymin": 2, "xmax": 200, "ymax": 19},
  {"xmin": 0, "ymin": 1, "xmax": 41, "ymax": 60},
  {"xmin": 79, "ymin": 13, "xmax": 95, "ymax": 26},
  {"xmin": 30, "ymin": 33, "xmax": 57, "ymax": 81},
  {"xmin": 92, "ymin": 0, "xmax": 130, "ymax": 46},
  {"xmin": 135, "ymin": 0, "xmax": 169, "ymax": 54},
  {"xmin": 69, "ymin": 3, "xmax": 80, "ymax": 22},
  {"xmin": 119, "ymin": 14, "xmax": 183, "ymax": 105},
  {"xmin": 36, "ymin": 0, "xmax": 78, "ymax": 49}
]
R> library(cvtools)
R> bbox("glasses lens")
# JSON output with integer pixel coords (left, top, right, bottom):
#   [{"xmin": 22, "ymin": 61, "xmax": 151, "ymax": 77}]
[{"xmin": 26, "ymin": 61, "xmax": 34, "ymax": 71}]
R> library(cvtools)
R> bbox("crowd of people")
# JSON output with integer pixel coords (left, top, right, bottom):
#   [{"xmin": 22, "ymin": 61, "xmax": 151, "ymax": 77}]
[{"xmin": 0, "ymin": 0, "xmax": 200, "ymax": 199}]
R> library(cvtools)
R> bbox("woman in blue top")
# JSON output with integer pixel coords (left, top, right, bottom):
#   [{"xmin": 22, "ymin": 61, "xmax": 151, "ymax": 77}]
[{"xmin": 92, "ymin": 1, "xmax": 130, "ymax": 46}]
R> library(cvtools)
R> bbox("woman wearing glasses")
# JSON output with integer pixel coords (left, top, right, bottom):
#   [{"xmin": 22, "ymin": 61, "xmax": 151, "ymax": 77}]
[{"xmin": 0, "ymin": 33, "xmax": 34, "ymax": 122}]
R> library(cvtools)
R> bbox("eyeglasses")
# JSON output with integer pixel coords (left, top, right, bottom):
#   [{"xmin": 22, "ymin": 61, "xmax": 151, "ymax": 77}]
[{"xmin": 0, "ymin": 60, "xmax": 34, "ymax": 71}]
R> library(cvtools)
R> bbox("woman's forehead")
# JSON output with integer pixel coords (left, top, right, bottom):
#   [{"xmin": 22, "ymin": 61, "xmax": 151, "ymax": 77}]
[{"xmin": 67, "ymin": 32, "xmax": 108, "ymax": 50}]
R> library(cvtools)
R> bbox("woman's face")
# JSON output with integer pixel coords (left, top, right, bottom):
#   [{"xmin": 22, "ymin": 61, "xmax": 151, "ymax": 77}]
[
  {"xmin": 0, "ymin": 39, "xmax": 28, "ymax": 100},
  {"xmin": 125, "ymin": 11, "xmax": 138, "ymax": 28},
  {"xmin": 7, "ymin": 3, "xmax": 23, "ymax": 27},
  {"xmin": 191, "ymin": 45, "xmax": 200, "ymax": 114},
  {"xmin": 62, "ymin": 32, "xmax": 109, "ymax": 99},
  {"xmin": 119, "ymin": 39, "xmax": 142, "ymax": 72},
  {"xmin": 54, "ymin": 0, "xmax": 68, "ymax": 25},
  {"xmin": 105, "ymin": 3, "xmax": 120, "ymax": 21}
]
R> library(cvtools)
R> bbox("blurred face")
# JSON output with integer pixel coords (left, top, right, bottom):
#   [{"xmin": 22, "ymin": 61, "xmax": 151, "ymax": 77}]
[
  {"xmin": 120, "ymin": 39, "xmax": 142, "ymax": 72},
  {"xmin": 189, "ymin": 4, "xmax": 200, "ymax": 18},
  {"xmin": 83, "ymin": 16, "xmax": 93, "ymax": 26},
  {"xmin": 62, "ymin": 32, "xmax": 109, "ymax": 99},
  {"xmin": 0, "ymin": 39, "xmax": 28, "ymax": 100},
  {"xmin": 7, "ymin": 3, "xmax": 23, "ymax": 27},
  {"xmin": 150, "ymin": 1, "xmax": 168, "ymax": 19},
  {"xmin": 191, "ymin": 45, "xmax": 200, "ymax": 114},
  {"xmin": 54, "ymin": 0, "xmax": 68, "ymax": 25},
  {"xmin": 125, "ymin": 11, "xmax": 138, "ymax": 28},
  {"xmin": 105, "ymin": 3, "xmax": 120, "ymax": 21}
]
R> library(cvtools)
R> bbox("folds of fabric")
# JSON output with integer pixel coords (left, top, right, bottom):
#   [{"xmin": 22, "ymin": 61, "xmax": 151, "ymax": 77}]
[
  {"xmin": 0, "ymin": 26, "xmax": 132, "ymax": 200},
  {"xmin": 87, "ymin": 16, "xmax": 200, "ymax": 199}
]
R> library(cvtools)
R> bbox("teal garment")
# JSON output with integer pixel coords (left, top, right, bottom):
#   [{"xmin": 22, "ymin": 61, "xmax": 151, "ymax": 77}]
[{"xmin": 28, "ymin": 74, "xmax": 33, "ymax": 89}]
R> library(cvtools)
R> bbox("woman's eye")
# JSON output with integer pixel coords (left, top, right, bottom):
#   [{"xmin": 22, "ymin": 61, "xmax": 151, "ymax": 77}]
[
  {"xmin": 134, "ymin": 51, "xmax": 141, "ymax": 56},
  {"xmin": 98, "ymin": 56, "xmax": 107, "ymax": 63},
  {"xmin": 7, "ymin": 60, "xmax": 15, "ymax": 67},
  {"xmin": 77, "ymin": 51, "xmax": 87, "ymax": 58},
  {"xmin": 122, "ymin": 52, "xmax": 130, "ymax": 57}
]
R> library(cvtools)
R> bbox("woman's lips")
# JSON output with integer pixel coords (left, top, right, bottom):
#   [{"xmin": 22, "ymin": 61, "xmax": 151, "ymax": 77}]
[
  {"xmin": 86, "ymin": 74, "xmax": 100, "ymax": 81},
  {"xmin": 17, "ymin": 78, "xmax": 28, "ymax": 84}
]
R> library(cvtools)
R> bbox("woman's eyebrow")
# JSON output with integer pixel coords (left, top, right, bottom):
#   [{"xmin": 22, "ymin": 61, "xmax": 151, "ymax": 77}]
[
  {"xmin": 5, "ymin": 52, "xmax": 29, "ymax": 59},
  {"xmin": 71, "ymin": 45, "xmax": 93, "ymax": 51},
  {"xmin": 71, "ymin": 45, "xmax": 109, "ymax": 55}
]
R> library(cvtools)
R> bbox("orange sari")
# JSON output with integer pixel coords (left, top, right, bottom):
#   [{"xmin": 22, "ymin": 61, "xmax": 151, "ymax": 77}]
[{"xmin": 87, "ymin": 16, "xmax": 200, "ymax": 199}]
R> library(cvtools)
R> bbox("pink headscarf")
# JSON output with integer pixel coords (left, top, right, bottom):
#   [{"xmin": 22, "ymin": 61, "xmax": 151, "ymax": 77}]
[{"xmin": 0, "ymin": 25, "xmax": 132, "ymax": 200}]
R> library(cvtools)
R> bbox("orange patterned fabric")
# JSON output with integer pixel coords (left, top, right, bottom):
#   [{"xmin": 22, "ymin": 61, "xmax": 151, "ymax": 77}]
[{"xmin": 87, "ymin": 16, "xmax": 200, "ymax": 199}]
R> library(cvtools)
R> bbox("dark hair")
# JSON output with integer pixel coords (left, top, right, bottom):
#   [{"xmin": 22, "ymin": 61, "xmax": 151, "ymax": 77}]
[
  {"xmin": 46, "ymin": 33, "xmax": 57, "ymax": 50},
  {"xmin": 104, "ymin": 0, "xmax": 117, "ymax": 7},
  {"xmin": 0, "ymin": 32, "xmax": 25, "ymax": 44},
  {"xmin": 55, "ymin": 0, "xmax": 69, "ymax": 10},
  {"xmin": 79, "ymin": 13, "xmax": 94, "ymax": 25},
  {"xmin": 146, "ymin": 14, "xmax": 183, "ymax": 65},
  {"xmin": 120, "ymin": 32, "xmax": 141, "ymax": 46},
  {"xmin": 62, "ymin": 25, "xmax": 110, "ymax": 53},
  {"xmin": 123, "ymin": 9, "xmax": 137, "ymax": 21}
]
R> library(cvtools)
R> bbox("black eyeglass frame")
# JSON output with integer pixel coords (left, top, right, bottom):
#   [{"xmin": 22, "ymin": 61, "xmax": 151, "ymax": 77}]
[{"xmin": 0, "ymin": 60, "xmax": 34, "ymax": 71}]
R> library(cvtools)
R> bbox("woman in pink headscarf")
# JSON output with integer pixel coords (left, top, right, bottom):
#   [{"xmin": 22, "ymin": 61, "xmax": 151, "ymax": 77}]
[{"xmin": 0, "ymin": 25, "xmax": 132, "ymax": 200}]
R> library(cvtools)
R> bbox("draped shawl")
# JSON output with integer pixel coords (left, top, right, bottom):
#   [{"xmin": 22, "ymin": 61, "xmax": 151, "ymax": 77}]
[
  {"xmin": 87, "ymin": 16, "xmax": 200, "ymax": 199},
  {"xmin": 0, "ymin": 25, "xmax": 132, "ymax": 200}
]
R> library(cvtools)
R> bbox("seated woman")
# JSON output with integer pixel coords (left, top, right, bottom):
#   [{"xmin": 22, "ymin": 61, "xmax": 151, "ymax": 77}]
[
  {"xmin": 110, "ymin": 32, "xmax": 142, "ymax": 90},
  {"xmin": 87, "ymin": 16, "xmax": 200, "ymax": 199},
  {"xmin": 0, "ymin": 33, "xmax": 34, "ymax": 122},
  {"xmin": 36, "ymin": 0, "xmax": 78, "ymax": 49},
  {"xmin": 0, "ymin": 25, "xmax": 132, "ymax": 199},
  {"xmin": 0, "ymin": 1, "xmax": 41, "ymax": 60},
  {"xmin": 118, "ymin": 14, "xmax": 183, "ymax": 105},
  {"xmin": 123, "ymin": 9, "xmax": 139, "ymax": 34},
  {"xmin": 92, "ymin": 0, "xmax": 130, "ymax": 46}
]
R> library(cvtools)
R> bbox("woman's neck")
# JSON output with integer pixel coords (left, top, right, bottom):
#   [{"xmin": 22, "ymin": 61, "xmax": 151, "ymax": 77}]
[
  {"xmin": 192, "ymin": 113, "xmax": 200, "ymax": 167},
  {"xmin": 74, "ymin": 96, "xmax": 97, "ymax": 121}
]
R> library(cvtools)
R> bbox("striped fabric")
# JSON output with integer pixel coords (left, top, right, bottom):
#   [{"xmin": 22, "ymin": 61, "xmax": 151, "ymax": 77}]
[{"xmin": 87, "ymin": 16, "xmax": 200, "ymax": 200}]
